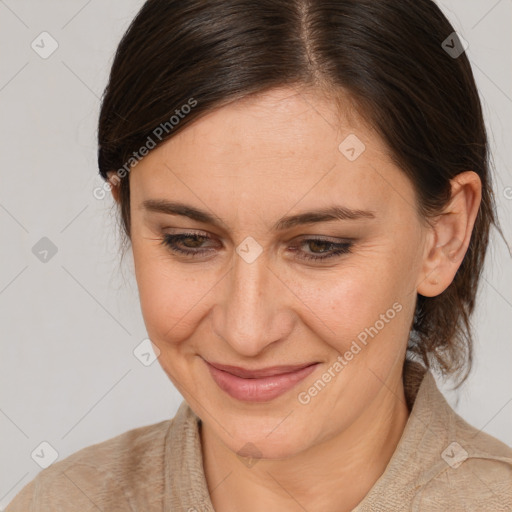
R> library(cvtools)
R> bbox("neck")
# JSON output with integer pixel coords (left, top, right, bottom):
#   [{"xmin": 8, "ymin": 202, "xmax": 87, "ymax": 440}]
[{"xmin": 201, "ymin": 371, "xmax": 410, "ymax": 512}]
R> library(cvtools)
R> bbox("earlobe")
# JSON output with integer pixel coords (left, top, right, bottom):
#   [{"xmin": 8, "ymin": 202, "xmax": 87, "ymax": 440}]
[
  {"xmin": 417, "ymin": 171, "xmax": 482, "ymax": 298},
  {"xmin": 107, "ymin": 171, "xmax": 121, "ymax": 203}
]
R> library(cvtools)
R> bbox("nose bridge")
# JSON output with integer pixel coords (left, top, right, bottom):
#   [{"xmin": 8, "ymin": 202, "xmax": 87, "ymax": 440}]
[{"xmin": 217, "ymin": 251, "xmax": 279, "ymax": 356}]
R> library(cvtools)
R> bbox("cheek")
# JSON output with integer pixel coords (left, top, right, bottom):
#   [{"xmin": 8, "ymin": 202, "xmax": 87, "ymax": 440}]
[
  {"xmin": 309, "ymin": 274, "xmax": 395, "ymax": 340},
  {"xmin": 295, "ymin": 251, "xmax": 412, "ymax": 357},
  {"xmin": 132, "ymin": 238, "xmax": 212, "ymax": 347}
]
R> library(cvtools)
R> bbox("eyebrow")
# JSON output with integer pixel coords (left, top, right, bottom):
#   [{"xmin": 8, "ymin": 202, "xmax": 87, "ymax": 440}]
[{"xmin": 141, "ymin": 199, "xmax": 376, "ymax": 231}]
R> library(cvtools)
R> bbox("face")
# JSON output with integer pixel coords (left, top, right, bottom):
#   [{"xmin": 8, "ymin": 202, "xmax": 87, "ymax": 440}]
[{"xmin": 126, "ymin": 87, "xmax": 431, "ymax": 459}]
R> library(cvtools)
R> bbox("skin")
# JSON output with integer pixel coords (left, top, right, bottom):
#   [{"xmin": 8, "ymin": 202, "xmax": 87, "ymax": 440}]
[{"xmin": 109, "ymin": 86, "xmax": 481, "ymax": 512}]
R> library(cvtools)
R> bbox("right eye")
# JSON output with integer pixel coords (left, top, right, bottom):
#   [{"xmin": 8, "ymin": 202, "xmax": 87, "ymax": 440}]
[{"xmin": 160, "ymin": 232, "xmax": 217, "ymax": 258}]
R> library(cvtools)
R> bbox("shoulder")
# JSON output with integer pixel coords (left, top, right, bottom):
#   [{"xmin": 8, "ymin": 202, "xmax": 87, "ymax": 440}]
[
  {"xmin": 415, "ymin": 411, "xmax": 512, "ymax": 510},
  {"xmin": 5, "ymin": 418, "xmax": 173, "ymax": 512}
]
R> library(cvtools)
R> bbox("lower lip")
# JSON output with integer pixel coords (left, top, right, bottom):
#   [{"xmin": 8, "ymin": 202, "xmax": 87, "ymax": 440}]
[{"xmin": 205, "ymin": 361, "xmax": 320, "ymax": 402}]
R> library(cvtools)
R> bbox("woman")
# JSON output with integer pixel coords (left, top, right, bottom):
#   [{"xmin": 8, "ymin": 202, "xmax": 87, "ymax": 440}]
[{"xmin": 7, "ymin": 0, "xmax": 512, "ymax": 510}]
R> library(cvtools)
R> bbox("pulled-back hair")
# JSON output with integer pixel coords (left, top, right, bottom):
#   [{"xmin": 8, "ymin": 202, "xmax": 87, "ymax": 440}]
[{"xmin": 97, "ymin": 0, "xmax": 504, "ymax": 386}]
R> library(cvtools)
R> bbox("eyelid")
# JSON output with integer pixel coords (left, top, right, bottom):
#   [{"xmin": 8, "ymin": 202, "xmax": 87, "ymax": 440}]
[
  {"xmin": 293, "ymin": 234, "xmax": 352, "ymax": 243},
  {"xmin": 162, "ymin": 227, "xmax": 211, "ymax": 237},
  {"xmin": 161, "ymin": 228, "xmax": 351, "ymax": 243},
  {"xmin": 161, "ymin": 230, "xmax": 352, "ymax": 247}
]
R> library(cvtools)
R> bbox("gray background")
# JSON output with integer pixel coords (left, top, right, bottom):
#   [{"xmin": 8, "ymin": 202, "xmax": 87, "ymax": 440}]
[{"xmin": 0, "ymin": 0, "xmax": 511, "ymax": 508}]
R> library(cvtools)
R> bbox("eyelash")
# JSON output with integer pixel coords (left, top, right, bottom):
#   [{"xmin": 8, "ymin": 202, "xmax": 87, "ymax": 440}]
[{"xmin": 160, "ymin": 232, "xmax": 353, "ymax": 262}]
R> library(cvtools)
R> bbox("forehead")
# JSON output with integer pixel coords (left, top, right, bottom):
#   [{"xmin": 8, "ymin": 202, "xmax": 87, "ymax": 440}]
[
  {"xmin": 129, "ymin": 87, "xmax": 414, "ymax": 221},
  {"xmin": 168, "ymin": 87, "xmax": 379, "ymax": 161}
]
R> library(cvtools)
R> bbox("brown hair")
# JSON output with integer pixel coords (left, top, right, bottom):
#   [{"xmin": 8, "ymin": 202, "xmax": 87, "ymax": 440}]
[{"xmin": 97, "ymin": 0, "xmax": 504, "ymax": 386}]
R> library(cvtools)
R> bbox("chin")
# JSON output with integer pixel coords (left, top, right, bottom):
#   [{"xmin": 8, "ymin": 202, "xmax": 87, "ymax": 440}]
[
  {"xmin": 220, "ymin": 417, "xmax": 317, "ymax": 461},
  {"xmin": 230, "ymin": 436, "xmax": 304, "ymax": 462}
]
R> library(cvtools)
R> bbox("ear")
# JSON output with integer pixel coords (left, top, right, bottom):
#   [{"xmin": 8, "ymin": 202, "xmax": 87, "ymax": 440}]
[
  {"xmin": 417, "ymin": 171, "xmax": 482, "ymax": 297},
  {"xmin": 106, "ymin": 171, "xmax": 121, "ymax": 203}
]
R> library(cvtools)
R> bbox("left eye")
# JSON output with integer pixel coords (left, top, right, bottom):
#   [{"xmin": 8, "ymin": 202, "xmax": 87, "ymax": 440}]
[
  {"xmin": 160, "ymin": 233, "xmax": 353, "ymax": 262},
  {"xmin": 290, "ymin": 238, "xmax": 353, "ymax": 262}
]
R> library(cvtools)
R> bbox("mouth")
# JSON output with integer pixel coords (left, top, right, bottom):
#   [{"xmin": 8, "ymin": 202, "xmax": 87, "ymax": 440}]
[{"xmin": 203, "ymin": 358, "xmax": 320, "ymax": 402}]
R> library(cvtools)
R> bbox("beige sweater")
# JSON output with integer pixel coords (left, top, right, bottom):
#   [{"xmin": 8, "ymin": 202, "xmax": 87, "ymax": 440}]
[{"xmin": 6, "ymin": 362, "xmax": 512, "ymax": 511}]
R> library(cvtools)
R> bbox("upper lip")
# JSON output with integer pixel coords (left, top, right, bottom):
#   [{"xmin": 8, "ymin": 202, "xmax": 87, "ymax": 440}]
[{"xmin": 205, "ymin": 360, "xmax": 318, "ymax": 378}]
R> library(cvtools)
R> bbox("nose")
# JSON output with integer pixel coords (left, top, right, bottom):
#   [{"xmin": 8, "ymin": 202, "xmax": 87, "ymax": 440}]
[{"xmin": 212, "ymin": 249, "xmax": 294, "ymax": 357}]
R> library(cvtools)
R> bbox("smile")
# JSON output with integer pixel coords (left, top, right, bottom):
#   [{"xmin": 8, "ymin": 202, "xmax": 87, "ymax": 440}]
[{"xmin": 204, "ymin": 359, "xmax": 320, "ymax": 402}]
